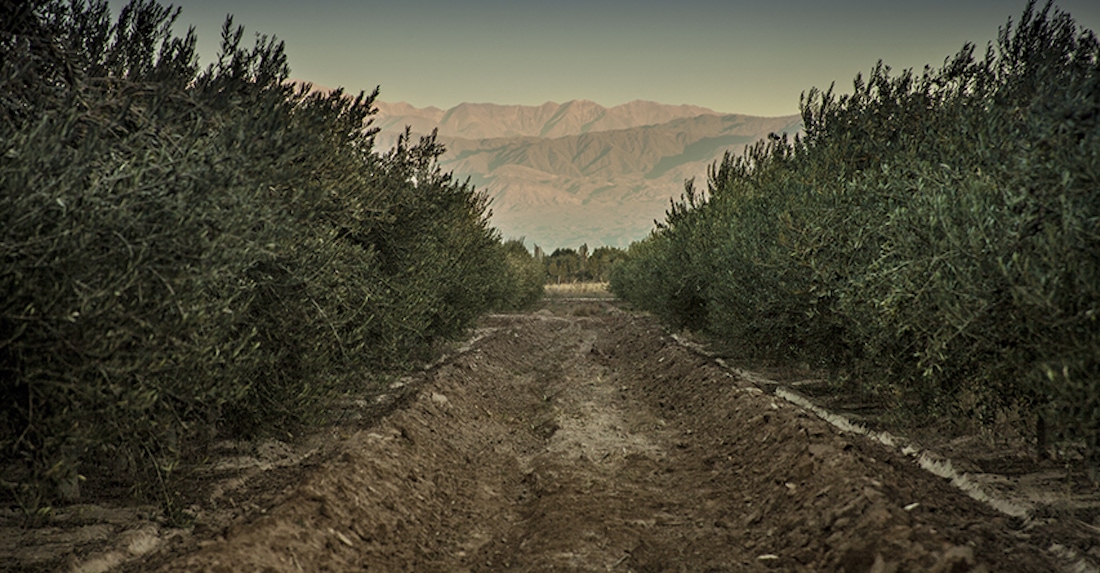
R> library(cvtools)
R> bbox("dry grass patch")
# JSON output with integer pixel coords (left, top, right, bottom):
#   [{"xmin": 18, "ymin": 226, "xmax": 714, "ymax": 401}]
[{"xmin": 544, "ymin": 282, "xmax": 613, "ymax": 298}]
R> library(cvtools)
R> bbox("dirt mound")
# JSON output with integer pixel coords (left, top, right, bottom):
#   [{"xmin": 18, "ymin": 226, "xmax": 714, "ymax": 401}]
[{"xmin": 5, "ymin": 302, "xmax": 1095, "ymax": 572}]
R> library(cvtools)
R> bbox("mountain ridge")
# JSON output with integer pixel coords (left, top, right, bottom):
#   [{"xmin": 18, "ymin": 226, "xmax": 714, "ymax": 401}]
[
  {"xmin": 373, "ymin": 99, "xmax": 728, "ymax": 141},
  {"xmin": 361, "ymin": 95, "xmax": 803, "ymax": 249}
]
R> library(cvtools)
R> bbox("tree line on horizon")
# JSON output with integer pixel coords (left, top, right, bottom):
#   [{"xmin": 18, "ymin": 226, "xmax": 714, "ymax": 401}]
[
  {"xmin": 0, "ymin": 0, "xmax": 542, "ymax": 517},
  {"xmin": 611, "ymin": 1, "xmax": 1100, "ymax": 468},
  {"xmin": 535, "ymin": 243, "xmax": 627, "ymax": 284}
]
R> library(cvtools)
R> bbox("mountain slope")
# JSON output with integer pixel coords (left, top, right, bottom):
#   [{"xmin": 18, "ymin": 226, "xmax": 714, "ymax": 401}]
[
  {"xmin": 373, "ymin": 99, "xmax": 721, "ymax": 141},
  {"xmin": 374, "ymin": 100, "xmax": 802, "ymax": 249}
]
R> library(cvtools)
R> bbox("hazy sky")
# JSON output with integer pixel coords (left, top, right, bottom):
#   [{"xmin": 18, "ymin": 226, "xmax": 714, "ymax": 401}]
[{"xmin": 165, "ymin": 0, "xmax": 1100, "ymax": 117}]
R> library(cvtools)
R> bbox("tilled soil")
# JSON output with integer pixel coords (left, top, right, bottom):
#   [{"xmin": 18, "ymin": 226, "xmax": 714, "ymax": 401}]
[{"xmin": 6, "ymin": 301, "xmax": 1098, "ymax": 571}]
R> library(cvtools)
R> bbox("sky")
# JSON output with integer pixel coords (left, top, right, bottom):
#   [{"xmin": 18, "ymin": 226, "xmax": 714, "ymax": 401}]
[{"xmin": 163, "ymin": 0, "xmax": 1100, "ymax": 117}]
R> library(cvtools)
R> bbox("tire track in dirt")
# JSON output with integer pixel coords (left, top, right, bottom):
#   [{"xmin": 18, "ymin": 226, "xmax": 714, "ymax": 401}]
[{"xmin": 132, "ymin": 304, "xmax": 1079, "ymax": 572}]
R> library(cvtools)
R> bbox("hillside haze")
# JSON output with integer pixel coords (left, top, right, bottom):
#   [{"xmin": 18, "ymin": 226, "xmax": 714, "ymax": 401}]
[
  {"xmin": 372, "ymin": 99, "xmax": 802, "ymax": 250},
  {"xmin": 373, "ymin": 100, "xmax": 721, "ymax": 140}
]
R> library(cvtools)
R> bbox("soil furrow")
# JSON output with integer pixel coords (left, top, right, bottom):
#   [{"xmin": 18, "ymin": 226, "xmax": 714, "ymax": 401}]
[{"xmin": 9, "ymin": 302, "xmax": 1092, "ymax": 572}]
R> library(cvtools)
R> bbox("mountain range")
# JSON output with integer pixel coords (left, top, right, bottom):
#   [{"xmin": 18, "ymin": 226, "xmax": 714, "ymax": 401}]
[{"xmin": 370, "ymin": 98, "xmax": 802, "ymax": 250}]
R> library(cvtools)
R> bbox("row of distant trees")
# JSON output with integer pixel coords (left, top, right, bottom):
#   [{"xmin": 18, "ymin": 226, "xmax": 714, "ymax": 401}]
[{"xmin": 532, "ymin": 244, "xmax": 627, "ymax": 284}]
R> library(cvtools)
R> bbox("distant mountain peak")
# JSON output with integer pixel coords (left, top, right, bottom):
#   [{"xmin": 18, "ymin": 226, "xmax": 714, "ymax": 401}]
[
  {"xmin": 372, "ymin": 100, "xmax": 726, "ymax": 140},
  {"xmin": 370, "ymin": 100, "xmax": 800, "ymax": 250}
]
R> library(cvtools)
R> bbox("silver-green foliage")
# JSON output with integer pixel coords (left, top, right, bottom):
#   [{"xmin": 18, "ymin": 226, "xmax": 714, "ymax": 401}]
[
  {"xmin": 495, "ymin": 239, "xmax": 546, "ymax": 310},
  {"xmin": 612, "ymin": 1, "xmax": 1099, "ymax": 458},
  {"xmin": 1, "ymin": 0, "xmax": 516, "ymax": 513}
]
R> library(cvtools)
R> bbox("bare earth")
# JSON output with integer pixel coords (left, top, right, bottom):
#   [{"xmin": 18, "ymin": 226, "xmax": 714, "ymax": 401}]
[{"xmin": 4, "ymin": 298, "xmax": 1099, "ymax": 572}]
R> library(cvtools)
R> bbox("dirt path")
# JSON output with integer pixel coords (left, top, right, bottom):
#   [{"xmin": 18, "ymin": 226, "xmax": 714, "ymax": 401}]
[{"xmin": 6, "ymin": 301, "xmax": 1098, "ymax": 571}]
